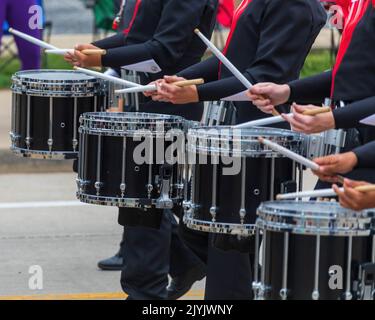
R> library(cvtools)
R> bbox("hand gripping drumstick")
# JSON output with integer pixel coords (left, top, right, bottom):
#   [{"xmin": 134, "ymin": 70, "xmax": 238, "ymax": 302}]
[
  {"xmin": 277, "ymin": 184, "xmax": 375, "ymax": 200},
  {"xmin": 115, "ymin": 78, "xmax": 205, "ymax": 94},
  {"xmin": 194, "ymin": 29, "xmax": 280, "ymax": 117},
  {"xmin": 234, "ymin": 106, "xmax": 332, "ymax": 129},
  {"xmin": 73, "ymin": 66, "xmax": 142, "ymax": 88},
  {"xmin": 46, "ymin": 49, "xmax": 107, "ymax": 56},
  {"xmin": 8, "ymin": 28, "xmax": 59, "ymax": 50}
]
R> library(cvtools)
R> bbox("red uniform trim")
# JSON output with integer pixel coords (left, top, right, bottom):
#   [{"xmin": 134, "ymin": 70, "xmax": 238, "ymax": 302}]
[
  {"xmin": 331, "ymin": 0, "xmax": 370, "ymax": 97},
  {"xmin": 218, "ymin": 0, "xmax": 253, "ymax": 78},
  {"xmin": 123, "ymin": 0, "xmax": 142, "ymax": 35}
]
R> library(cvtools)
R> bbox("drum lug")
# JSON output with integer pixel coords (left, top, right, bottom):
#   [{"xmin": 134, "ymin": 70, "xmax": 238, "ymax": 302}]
[
  {"xmin": 48, "ymin": 139, "xmax": 53, "ymax": 152},
  {"xmin": 183, "ymin": 200, "xmax": 191, "ymax": 211},
  {"xmin": 120, "ymin": 183, "xmax": 126, "ymax": 198},
  {"xmin": 95, "ymin": 181, "xmax": 103, "ymax": 196},
  {"xmin": 279, "ymin": 288, "xmax": 289, "ymax": 300},
  {"xmin": 357, "ymin": 263, "xmax": 375, "ymax": 300},
  {"xmin": 312, "ymin": 290, "xmax": 320, "ymax": 300},
  {"xmin": 72, "ymin": 139, "xmax": 78, "ymax": 152},
  {"xmin": 155, "ymin": 165, "xmax": 173, "ymax": 210},
  {"xmin": 209, "ymin": 207, "xmax": 217, "ymax": 222},
  {"xmin": 25, "ymin": 137, "xmax": 32, "ymax": 149}
]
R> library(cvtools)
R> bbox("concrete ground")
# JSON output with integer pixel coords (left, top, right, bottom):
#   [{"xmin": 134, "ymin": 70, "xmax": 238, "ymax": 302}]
[{"xmin": 0, "ymin": 172, "xmax": 205, "ymax": 300}]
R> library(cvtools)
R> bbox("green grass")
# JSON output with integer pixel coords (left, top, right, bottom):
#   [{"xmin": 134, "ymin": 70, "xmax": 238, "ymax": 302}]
[
  {"xmin": 300, "ymin": 50, "xmax": 333, "ymax": 78},
  {"xmin": 0, "ymin": 50, "xmax": 333, "ymax": 89}
]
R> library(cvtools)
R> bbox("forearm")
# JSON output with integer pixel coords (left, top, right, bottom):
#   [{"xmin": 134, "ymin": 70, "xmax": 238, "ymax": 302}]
[
  {"xmin": 333, "ymin": 96, "xmax": 375, "ymax": 129},
  {"xmin": 288, "ymin": 71, "xmax": 332, "ymax": 104},
  {"xmin": 197, "ymin": 76, "xmax": 249, "ymax": 101},
  {"xmin": 177, "ymin": 56, "xmax": 220, "ymax": 83},
  {"xmin": 352, "ymin": 141, "xmax": 375, "ymax": 168},
  {"xmin": 92, "ymin": 34, "xmax": 126, "ymax": 50},
  {"xmin": 101, "ymin": 43, "xmax": 153, "ymax": 68}
]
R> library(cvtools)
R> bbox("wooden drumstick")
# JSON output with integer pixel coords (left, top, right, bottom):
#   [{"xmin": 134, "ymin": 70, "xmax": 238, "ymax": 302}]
[
  {"xmin": 302, "ymin": 106, "xmax": 332, "ymax": 116},
  {"xmin": 173, "ymin": 78, "xmax": 205, "ymax": 87},
  {"xmin": 81, "ymin": 49, "xmax": 107, "ymax": 56},
  {"xmin": 115, "ymin": 78, "xmax": 205, "ymax": 94}
]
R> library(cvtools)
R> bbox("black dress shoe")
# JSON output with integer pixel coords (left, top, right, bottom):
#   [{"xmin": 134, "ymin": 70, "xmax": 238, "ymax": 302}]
[
  {"xmin": 167, "ymin": 265, "xmax": 206, "ymax": 300},
  {"xmin": 97, "ymin": 253, "xmax": 124, "ymax": 271}
]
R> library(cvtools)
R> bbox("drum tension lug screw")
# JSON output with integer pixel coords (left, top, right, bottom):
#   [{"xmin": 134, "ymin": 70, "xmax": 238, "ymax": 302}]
[
  {"xmin": 48, "ymin": 139, "xmax": 53, "ymax": 152},
  {"xmin": 209, "ymin": 207, "xmax": 217, "ymax": 222},
  {"xmin": 120, "ymin": 183, "xmax": 126, "ymax": 198}
]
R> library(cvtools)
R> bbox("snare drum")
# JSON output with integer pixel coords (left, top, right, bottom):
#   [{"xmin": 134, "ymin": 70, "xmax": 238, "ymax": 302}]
[
  {"xmin": 10, "ymin": 70, "xmax": 106, "ymax": 159},
  {"xmin": 183, "ymin": 127, "xmax": 305, "ymax": 236},
  {"xmin": 254, "ymin": 201, "xmax": 375, "ymax": 300},
  {"xmin": 77, "ymin": 112, "xmax": 190, "ymax": 209}
]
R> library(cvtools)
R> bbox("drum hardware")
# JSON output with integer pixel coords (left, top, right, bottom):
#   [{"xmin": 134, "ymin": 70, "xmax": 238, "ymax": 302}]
[
  {"xmin": 11, "ymin": 70, "xmax": 106, "ymax": 160},
  {"xmin": 344, "ymin": 236, "xmax": 354, "ymax": 300},
  {"xmin": 255, "ymin": 201, "xmax": 375, "ymax": 300},
  {"xmin": 252, "ymin": 227, "xmax": 261, "ymax": 298},
  {"xmin": 202, "ymin": 101, "xmax": 237, "ymax": 126},
  {"xmin": 280, "ymin": 232, "xmax": 290, "ymax": 300},
  {"xmin": 77, "ymin": 112, "xmax": 186, "ymax": 209},
  {"xmin": 312, "ymin": 234, "xmax": 321, "ymax": 300},
  {"xmin": 120, "ymin": 137, "xmax": 127, "ymax": 198},
  {"xmin": 95, "ymin": 135, "xmax": 103, "ymax": 196},
  {"xmin": 357, "ymin": 262, "xmax": 375, "ymax": 300},
  {"xmin": 26, "ymin": 95, "xmax": 31, "ymax": 149},
  {"xmin": 184, "ymin": 126, "xmax": 305, "ymax": 236},
  {"xmin": 156, "ymin": 165, "xmax": 174, "ymax": 209}
]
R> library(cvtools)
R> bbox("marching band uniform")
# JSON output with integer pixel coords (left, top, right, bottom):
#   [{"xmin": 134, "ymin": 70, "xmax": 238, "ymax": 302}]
[
  {"xmin": 91, "ymin": 0, "xmax": 219, "ymax": 300},
  {"xmin": 286, "ymin": 0, "xmax": 375, "ymax": 183},
  {"xmin": 174, "ymin": 0, "xmax": 326, "ymax": 299}
]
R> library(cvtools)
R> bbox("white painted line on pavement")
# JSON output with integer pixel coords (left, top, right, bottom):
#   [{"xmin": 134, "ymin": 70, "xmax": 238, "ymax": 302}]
[{"xmin": 0, "ymin": 200, "xmax": 87, "ymax": 209}]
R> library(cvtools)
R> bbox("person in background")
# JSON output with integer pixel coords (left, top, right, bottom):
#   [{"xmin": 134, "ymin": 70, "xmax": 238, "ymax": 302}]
[{"xmin": 0, "ymin": 0, "xmax": 42, "ymax": 70}]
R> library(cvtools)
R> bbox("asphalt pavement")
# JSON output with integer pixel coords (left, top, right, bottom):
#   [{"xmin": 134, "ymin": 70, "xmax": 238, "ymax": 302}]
[{"xmin": 0, "ymin": 172, "xmax": 205, "ymax": 300}]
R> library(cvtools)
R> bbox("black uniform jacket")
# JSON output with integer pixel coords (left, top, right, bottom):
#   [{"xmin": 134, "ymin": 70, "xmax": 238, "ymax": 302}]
[
  {"xmin": 92, "ymin": 0, "xmax": 218, "ymax": 121},
  {"xmin": 177, "ymin": 0, "xmax": 327, "ymax": 123},
  {"xmin": 93, "ymin": 0, "xmax": 218, "ymax": 80},
  {"xmin": 288, "ymin": 1, "xmax": 375, "ymax": 170}
]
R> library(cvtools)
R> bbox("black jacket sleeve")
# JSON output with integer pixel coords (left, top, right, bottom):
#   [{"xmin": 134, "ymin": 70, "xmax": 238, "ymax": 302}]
[
  {"xmin": 92, "ymin": 33, "xmax": 126, "ymax": 50},
  {"xmin": 195, "ymin": 0, "xmax": 324, "ymax": 101},
  {"xmin": 288, "ymin": 71, "xmax": 332, "ymax": 104},
  {"xmin": 99, "ymin": 0, "xmax": 212, "ymax": 69},
  {"xmin": 333, "ymin": 96, "xmax": 375, "ymax": 129},
  {"xmin": 353, "ymin": 141, "xmax": 375, "ymax": 168},
  {"xmin": 177, "ymin": 56, "xmax": 220, "ymax": 83}
]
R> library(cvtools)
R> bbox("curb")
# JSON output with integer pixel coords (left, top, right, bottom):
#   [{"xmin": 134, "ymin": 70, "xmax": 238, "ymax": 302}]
[{"xmin": 0, "ymin": 149, "xmax": 74, "ymax": 174}]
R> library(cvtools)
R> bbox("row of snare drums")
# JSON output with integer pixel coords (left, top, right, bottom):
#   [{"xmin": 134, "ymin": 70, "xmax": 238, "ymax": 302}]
[{"xmin": 10, "ymin": 70, "xmax": 375, "ymax": 300}]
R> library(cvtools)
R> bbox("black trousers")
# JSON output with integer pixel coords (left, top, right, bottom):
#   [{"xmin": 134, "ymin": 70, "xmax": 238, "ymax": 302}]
[{"xmin": 120, "ymin": 209, "xmax": 204, "ymax": 300}]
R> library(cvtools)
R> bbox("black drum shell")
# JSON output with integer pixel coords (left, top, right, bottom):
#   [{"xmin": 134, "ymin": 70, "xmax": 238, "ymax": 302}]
[
  {"xmin": 263, "ymin": 231, "xmax": 373, "ymax": 300},
  {"xmin": 190, "ymin": 155, "xmax": 294, "ymax": 226},
  {"xmin": 78, "ymin": 132, "xmax": 183, "ymax": 206},
  {"xmin": 12, "ymin": 92, "xmax": 105, "ymax": 157}
]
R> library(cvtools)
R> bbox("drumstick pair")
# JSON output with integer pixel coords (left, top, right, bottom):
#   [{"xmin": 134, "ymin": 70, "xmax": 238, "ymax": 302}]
[
  {"xmin": 8, "ymin": 28, "xmax": 106, "ymax": 56},
  {"xmin": 115, "ymin": 79, "xmax": 205, "ymax": 94}
]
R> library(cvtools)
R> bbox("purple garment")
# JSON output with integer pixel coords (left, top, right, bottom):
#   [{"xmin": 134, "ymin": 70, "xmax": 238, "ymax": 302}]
[{"xmin": 0, "ymin": 0, "xmax": 42, "ymax": 70}]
